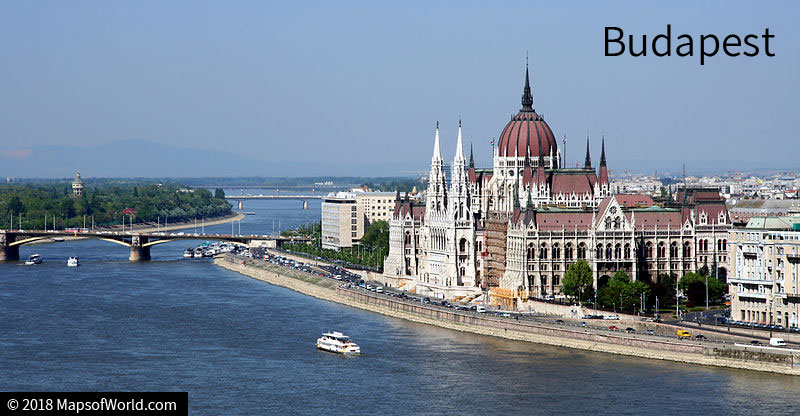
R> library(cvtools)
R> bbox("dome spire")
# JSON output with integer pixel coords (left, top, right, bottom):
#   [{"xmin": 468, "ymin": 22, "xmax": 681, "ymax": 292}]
[{"xmin": 521, "ymin": 57, "xmax": 533, "ymax": 111}]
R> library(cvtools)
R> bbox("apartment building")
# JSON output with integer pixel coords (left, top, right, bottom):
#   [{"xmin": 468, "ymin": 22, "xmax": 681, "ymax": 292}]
[{"xmin": 729, "ymin": 216, "xmax": 800, "ymax": 329}]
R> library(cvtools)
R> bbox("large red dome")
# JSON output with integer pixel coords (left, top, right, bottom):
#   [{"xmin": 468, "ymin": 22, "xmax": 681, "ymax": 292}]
[
  {"xmin": 497, "ymin": 111, "xmax": 557, "ymax": 158},
  {"xmin": 496, "ymin": 65, "xmax": 557, "ymax": 158}
]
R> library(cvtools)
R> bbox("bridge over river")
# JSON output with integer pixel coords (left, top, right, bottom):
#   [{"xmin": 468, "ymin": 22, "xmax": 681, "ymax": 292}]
[{"xmin": 0, "ymin": 229, "xmax": 311, "ymax": 261}]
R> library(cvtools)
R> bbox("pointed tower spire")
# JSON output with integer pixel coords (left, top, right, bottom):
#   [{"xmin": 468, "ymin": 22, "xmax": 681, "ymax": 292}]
[
  {"xmin": 432, "ymin": 121, "xmax": 442, "ymax": 161},
  {"xmin": 455, "ymin": 119, "xmax": 465, "ymax": 160},
  {"xmin": 598, "ymin": 135, "xmax": 609, "ymax": 186},
  {"xmin": 521, "ymin": 59, "xmax": 533, "ymax": 111},
  {"xmin": 469, "ymin": 142, "xmax": 474, "ymax": 168},
  {"xmin": 584, "ymin": 135, "xmax": 592, "ymax": 169},
  {"xmin": 600, "ymin": 135, "xmax": 607, "ymax": 167}
]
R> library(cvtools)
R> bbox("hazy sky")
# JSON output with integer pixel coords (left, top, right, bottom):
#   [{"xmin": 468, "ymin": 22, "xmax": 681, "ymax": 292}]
[{"xmin": 1, "ymin": 1, "xmax": 797, "ymax": 177}]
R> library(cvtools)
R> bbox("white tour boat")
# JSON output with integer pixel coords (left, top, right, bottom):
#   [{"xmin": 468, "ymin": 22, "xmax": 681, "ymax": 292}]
[
  {"xmin": 316, "ymin": 331, "xmax": 361, "ymax": 355},
  {"xmin": 67, "ymin": 256, "xmax": 79, "ymax": 267},
  {"xmin": 25, "ymin": 254, "xmax": 43, "ymax": 265}
]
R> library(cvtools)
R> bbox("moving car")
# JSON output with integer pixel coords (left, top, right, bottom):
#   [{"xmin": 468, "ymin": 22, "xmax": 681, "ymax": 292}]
[
  {"xmin": 770, "ymin": 337, "xmax": 787, "ymax": 347},
  {"xmin": 677, "ymin": 330, "xmax": 691, "ymax": 339}
]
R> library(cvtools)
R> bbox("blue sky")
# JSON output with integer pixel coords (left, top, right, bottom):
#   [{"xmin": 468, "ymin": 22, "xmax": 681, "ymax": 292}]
[{"xmin": 0, "ymin": 1, "xmax": 797, "ymax": 177}]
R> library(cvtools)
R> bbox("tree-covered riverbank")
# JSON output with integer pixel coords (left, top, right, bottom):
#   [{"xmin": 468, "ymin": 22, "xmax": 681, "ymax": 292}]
[{"xmin": 0, "ymin": 182, "xmax": 232, "ymax": 229}]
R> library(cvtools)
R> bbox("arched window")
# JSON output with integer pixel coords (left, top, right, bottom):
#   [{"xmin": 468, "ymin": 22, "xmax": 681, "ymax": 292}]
[
  {"xmin": 722, "ymin": 239, "xmax": 727, "ymax": 251},
  {"xmin": 540, "ymin": 276, "xmax": 548, "ymax": 294},
  {"xmin": 683, "ymin": 241, "xmax": 691, "ymax": 257},
  {"xmin": 577, "ymin": 243, "xmax": 586, "ymax": 259},
  {"xmin": 614, "ymin": 243, "xmax": 621, "ymax": 259},
  {"xmin": 658, "ymin": 242, "xmax": 666, "ymax": 258},
  {"xmin": 605, "ymin": 217, "xmax": 612, "ymax": 229},
  {"xmin": 539, "ymin": 243, "xmax": 548, "ymax": 260},
  {"xmin": 527, "ymin": 243, "xmax": 535, "ymax": 259},
  {"xmin": 596, "ymin": 244, "xmax": 603, "ymax": 259},
  {"xmin": 624, "ymin": 243, "xmax": 631, "ymax": 259},
  {"xmin": 459, "ymin": 238, "xmax": 468, "ymax": 253},
  {"xmin": 404, "ymin": 232, "xmax": 411, "ymax": 245},
  {"xmin": 670, "ymin": 242, "xmax": 678, "ymax": 258},
  {"xmin": 552, "ymin": 243, "xmax": 561, "ymax": 259},
  {"xmin": 645, "ymin": 241, "xmax": 653, "ymax": 258},
  {"xmin": 606, "ymin": 244, "xmax": 612, "ymax": 259},
  {"xmin": 614, "ymin": 216, "xmax": 621, "ymax": 229},
  {"xmin": 565, "ymin": 243, "xmax": 573, "ymax": 260}
]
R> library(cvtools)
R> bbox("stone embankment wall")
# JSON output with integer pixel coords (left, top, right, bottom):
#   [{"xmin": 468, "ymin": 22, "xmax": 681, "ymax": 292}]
[{"xmin": 215, "ymin": 255, "xmax": 800, "ymax": 376}]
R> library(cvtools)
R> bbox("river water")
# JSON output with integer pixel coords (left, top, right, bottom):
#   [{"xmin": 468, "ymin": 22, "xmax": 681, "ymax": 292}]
[{"xmin": 1, "ymin": 195, "xmax": 799, "ymax": 415}]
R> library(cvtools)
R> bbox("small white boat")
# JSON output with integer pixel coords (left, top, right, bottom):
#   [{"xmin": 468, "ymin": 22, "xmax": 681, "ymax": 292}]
[
  {"xmin": 25, "ymin": 254, "xmax": 43, "ymax": 265},
  {"xmin": 67, "ymin": 256, "xmax": 79, "ymax": 267},
  {"xmin": 183, "ymin": 247, "xmax": 194, "ymax": 258},
  {"xmin": 193, "ymin": 248, "xmax": 204, "ymax": 258},
  {"xmin": 317, "ymin": 331, "xmax": 361, "ymax": 355}
]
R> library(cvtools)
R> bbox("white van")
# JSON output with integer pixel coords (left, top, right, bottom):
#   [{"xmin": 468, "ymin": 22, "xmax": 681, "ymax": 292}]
[
  {"xmin": 770, "ymin": 337, "xmax": 787, "ymax": 347},
  {"xmin": 476, "ymin": 305, "xmax": 486, "ymax": 313},
  {"xmin": 376, "ymin": 287, "xmax": 383, "ymax": 293}
]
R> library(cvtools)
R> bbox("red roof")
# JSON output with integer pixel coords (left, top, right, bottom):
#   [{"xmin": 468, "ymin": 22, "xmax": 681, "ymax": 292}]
[
  {"xmin": 614, "ymin": 194, "xmax": 654, "ymax": 208},
  {"xmin": 393, "ymin": 202, "xmax": 425, "ymax": 221},
  {"xmin": 551, "ymin": 171, "xmax": 596, "ymax": 195}
]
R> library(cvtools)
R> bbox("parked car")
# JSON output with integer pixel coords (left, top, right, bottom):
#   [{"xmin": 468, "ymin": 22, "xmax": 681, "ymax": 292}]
[
  {"xmin": 580, "ymin": 321, "xmax": 587, "ymax": 327},
  {"xmin": 555, "ymin": 319, "xmax": 564, "ymax": 324},
  {"xmin": 476, "ymin": 305, "xmax": 486, "ymax": 313},
  {"xmin": 625, "ymin": 327, "xmax": 636, "ymax": 333},
  {"xmin": 645, "ymin": 329, "xmax": 655, "ymax": 335},
  {"xmin": 694, "ymin": 334, "xmax": 707, "ymax": 340},
  {"xmin": 608, "ymin": 325, "xmax": 619, "ymax": 331},
  {"xmin": 750, "ymin": 340, "xmax": 762, "ymax": 346}
]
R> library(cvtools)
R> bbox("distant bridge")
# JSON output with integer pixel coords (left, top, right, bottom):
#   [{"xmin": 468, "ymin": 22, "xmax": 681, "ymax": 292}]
[
  {"xmin": 225, "ymin": 195, "xmax": 323, "ymax": 200},
  {"xmin": 0, "ymin": 230, "xmax": 311, "ymax": 261}
]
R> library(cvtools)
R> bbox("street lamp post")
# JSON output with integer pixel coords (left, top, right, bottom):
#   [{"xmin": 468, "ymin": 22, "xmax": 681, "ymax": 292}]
[{"xmin": 769, "ymin": 298, "xmax": 774, "ymax": 339}]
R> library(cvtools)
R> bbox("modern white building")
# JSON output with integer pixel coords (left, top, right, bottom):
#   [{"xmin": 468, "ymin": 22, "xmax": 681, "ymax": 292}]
[{"xmin": 321, "ymin": 190, "xmax": 400, "ymax": 250}]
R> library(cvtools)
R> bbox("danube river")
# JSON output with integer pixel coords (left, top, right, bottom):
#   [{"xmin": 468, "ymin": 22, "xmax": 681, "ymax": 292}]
[{"xmin": 2, "ymin": 196, "xmax": 799, "ymax": 415}]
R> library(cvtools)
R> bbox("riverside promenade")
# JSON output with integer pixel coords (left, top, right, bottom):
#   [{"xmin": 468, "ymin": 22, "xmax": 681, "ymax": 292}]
[{"xmin": 214, "ymin": 254, "xmax": 800, "ymax": 376}]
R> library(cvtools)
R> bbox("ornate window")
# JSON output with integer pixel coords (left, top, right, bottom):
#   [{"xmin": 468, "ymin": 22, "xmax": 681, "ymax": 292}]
[
  {"xmin": 552, "ymin": 244, "xmax": 561, "ymax": 259},
  {"xmin": 577, "ymin": 243, "xmax": 586, "ymax": 259},
  {"xmin": 614, "ymin": 243, "xmax": 621, "ymax": 259},
  {"xmin": 670, "ymin": 242, "xmax": 678, "ymax": 258},
  {"xmin": 539, "ymin": 243, "xmax": 548, "ymax": 260},
  {"xmin": 596, "ymin": 244, "xmax": 603, "ymax": 259},
  {"xmin": 624, "ymin": 243, "xmax": 631, "ymax": 259},
  {"xmin": 683, "ymin": 241, "xmax": 691, "ymax": 257},
  {"xmin": 565, "ymin": 243, "xmax": 573, "ymax": 260}
]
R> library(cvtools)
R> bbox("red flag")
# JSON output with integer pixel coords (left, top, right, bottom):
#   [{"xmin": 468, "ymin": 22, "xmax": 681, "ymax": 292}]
[{"xmin": 122, "ymin": 208, "xmax": 136, "ymax": 215}]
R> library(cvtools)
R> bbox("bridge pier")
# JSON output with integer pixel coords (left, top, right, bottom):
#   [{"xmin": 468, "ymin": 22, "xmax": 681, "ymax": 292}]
[
  {"xmin": 129, "ymin": 235, "xmax": 151, "ymax": 261},
  {"xmin": 0, "ymin": 232, "xmax": 20, "ymax": 262}
]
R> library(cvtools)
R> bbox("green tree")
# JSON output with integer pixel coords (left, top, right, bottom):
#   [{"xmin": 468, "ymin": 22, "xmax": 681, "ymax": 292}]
[
  {"xmin": 214, "ymin": 188, "xmax": 226, "ymax": 199},
  {"xmin": 361, "ymin": 220, "xmax": 389, "ymax": 250},
  {"xmin": 132, "ymin": 186, "xmax": 139, "ymax": 197},
  {"xmin": 7, "ymin": 195, "xmax": 24, "ymax": 214},
  {"xmin": 562, "ymin": 259, "xmax": 594, "ymax": 303}
]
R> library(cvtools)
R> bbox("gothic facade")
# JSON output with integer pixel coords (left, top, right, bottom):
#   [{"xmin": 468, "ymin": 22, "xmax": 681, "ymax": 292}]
[{"xmin": 382, "ymin": 66, "xmax": 731, "ymax": 304}]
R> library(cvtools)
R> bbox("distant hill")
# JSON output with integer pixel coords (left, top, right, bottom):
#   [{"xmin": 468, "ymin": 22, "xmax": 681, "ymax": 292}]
[
  {"xmin": 0, "ymin": 139, "xmax": 424, "ymax": 178},
  {"xmin": 0, "ymin": 139, "xmax": 272, "ymax": 178}
]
